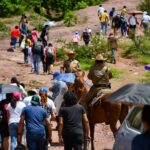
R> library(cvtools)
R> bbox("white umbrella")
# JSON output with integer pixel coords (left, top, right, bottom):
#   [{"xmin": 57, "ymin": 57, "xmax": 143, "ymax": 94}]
[{"xmin": 43, "ymin": 21, "xmax": 57, "ymax": 27}]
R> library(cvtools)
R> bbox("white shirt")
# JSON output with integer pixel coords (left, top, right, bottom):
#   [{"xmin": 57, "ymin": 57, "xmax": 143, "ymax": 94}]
[
  {"xmin": 129, "ymin": 16, "xmax": 136, "ymax": 25},
  {"xmin": 23, "ymin": 96, "xmax": 32, "ymax": 106},
  {"xmin": 8, "ymin": 101, "xmax": 26, "ymax": 124},
  {"xmin": 142, "ymin": 15, "xmax": 150, "ymax": 23},
  {"xmin": 98, "ymin": 7, "xmax": 105, "ymax": 15}
]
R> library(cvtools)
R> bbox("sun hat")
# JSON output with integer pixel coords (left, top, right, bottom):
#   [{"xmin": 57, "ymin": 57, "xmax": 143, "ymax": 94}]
[
  {"xmin": 95, "ymin": 54, "xmax": 107, "ymax": 61},
  {"xmin": 13, "ymin": 92, "xmax": 21, "ymax": 101},
  {"xmin": 31, "ymin": 95, "xmax": 41, "ymax": 106}
]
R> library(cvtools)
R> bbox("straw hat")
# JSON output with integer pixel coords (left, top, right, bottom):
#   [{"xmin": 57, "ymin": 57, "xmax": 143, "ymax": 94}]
[
  {"xmin": 67, "ymin": 50, "xmax": 75, "ymax": 55},
  {"xmin": 95, "ymin": 54, "xmax": 106, "ymax": 61}
]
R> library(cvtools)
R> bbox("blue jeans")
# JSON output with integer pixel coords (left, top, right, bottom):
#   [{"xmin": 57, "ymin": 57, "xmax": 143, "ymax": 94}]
[
  {"xmin": 101, "ymin": 22, "xmax": 108, "ymax": 35},
  {"xmin": 33, "ymin": 54, "xmax": 41, "ymax": 74},
  {"xmin": 9, "ymin": 123, "xmax": 18, "ymax": 150},
  {"xmin": 26, "ymin": 134, "xmax": 46, "ymax": 150},
  {"xmin": 111, "ymin": 48, "xmax": 116, "ymax": 62},
  {"xmin": 121, "ymin": 22, "xmax": 127, "ymax": 36},
  {"xmin": 11, "ymin": 37, "xmax": 17, "ymax": 49}
]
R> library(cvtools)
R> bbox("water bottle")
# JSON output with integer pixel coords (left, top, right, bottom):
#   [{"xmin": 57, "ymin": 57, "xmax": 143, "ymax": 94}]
[{"xmin": 84, "ymin": 138, "xmax": 91, "ymax": 150}]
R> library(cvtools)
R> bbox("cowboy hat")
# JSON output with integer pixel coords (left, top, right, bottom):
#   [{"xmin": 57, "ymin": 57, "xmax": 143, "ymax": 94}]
[
  {"xmin": 95, "ymin": 54, "xmax": 107, "ymax": 61},
  {"xmin": 67, "ymin": 50, "xmax": 75, "ymax": 55}
]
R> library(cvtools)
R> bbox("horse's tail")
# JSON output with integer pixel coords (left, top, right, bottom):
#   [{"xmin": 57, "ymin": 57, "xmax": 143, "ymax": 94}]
[{"xmin": 119, "ymin": 104, "xmax": 129, "ymax": 124}]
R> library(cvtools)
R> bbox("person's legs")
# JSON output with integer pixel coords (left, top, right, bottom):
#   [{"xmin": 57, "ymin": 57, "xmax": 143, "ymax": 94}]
[
  {"xmin": 104, "ymin": 22, "xmax": 108, "ymax": 35},
  {"xmin": 143, "ymin": 22, "xmax": 148, "ymax": 35},
  {"xmin": 26, "ymin": 134, "xmax": 37, "ymax": 150},
  {"xmin": 3, "ymin": 137, "xmax": 9, "ymax": 150},
  {"xmin": 33, "ymin": 55, "xmax": 37, "ymax": 73},
  {"xmin": 63, "ymin": 136, "xmax": 72, "ymax": 150},
  {"xmin": 36, "ymin": 55, "xmax": 41, "ymax": 75},
  {"xmin": 111, "ymin": 48, "xmax": 116, "ymax": 64},
  {"xmin": 73, "ymin": 134, "xmax": 83, "ymax": 150},
  {"xmin": 9, "ymin": 123, "xmax": 18, "ymax": 150},
  {"xmin": 101, "ymin": 22, "xmax": 104, "ymax": 34}
]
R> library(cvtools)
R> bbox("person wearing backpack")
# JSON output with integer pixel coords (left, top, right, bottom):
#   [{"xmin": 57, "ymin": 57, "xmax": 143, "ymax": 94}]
[
  {"xmin": 109, "ymin": 7, "xmax": 116, "ymax": 22},
  {"xmin": 112, "ymin": 14, "xmax": 121, "ymax": 36},
  {"xmin": 120, "ymin": 14, "xmax": 127, "ymax": 37},
  {"xmin": 44, "ymin": 43, "xmax": 55, "ymax": 74},
  {"xmin": 81, "ymin": 28, "xmax": 92, "ymax": 46},
  {"xmin": 32, "ymin": 38, "xmax": 44, "ymax": 75}
]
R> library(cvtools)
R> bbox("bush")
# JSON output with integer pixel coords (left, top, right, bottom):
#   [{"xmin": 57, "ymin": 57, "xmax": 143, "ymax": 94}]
[
  {"xmin": 75, "ymin": 1, "xmax": 88, "ymax": 10},
  {"xmin": 64, "ymin": 11, "xmax": 77, "ymax": 27},
  {"xmin": 122, "ymin": 34, "xmax": 150, "ymax": 64},
  {"xmin": 139, "ymin": 0, "xmax": 150, "ymax": 14}
]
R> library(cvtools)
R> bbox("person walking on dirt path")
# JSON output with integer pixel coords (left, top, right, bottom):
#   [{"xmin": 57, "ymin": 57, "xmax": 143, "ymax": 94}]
[
  {"xmin": 128, "ymin": 13, "xmax": 139, "ymax": 38},
  {"xmin": 81, "ymin": 54, "xmax": 112, "ymax": 112},
  {"xmin": 72, "ymin": 31, "xmax": 80, "ymax": 46},
  {"xmin": 120, "ymin": 13, "xmax": 127, "ymax": 37},
  {"xmin": 109, "ymin": 7, "xmax": 116, "ymax": 22},
  {"xmin": 7, "ymin": 92, "xmax": 25, "ymax": 150},
  {"xmin": 11, "ymin": 26, "xmax": 20, "ymax": 51},
  {"xmin": 62, "ymin": 51, "xmax": 81, "ymax": 73},
  {"xmin": 141, "ymin": 11, "xmax": 150, "ymax": 35},
  {"xmin": 39, "ymin": 87, "xmax": 56, "ymax": 149},
  {"xmin": 132, "ymin": 105, "xmax": 150, "ymax": 150},
  {"xmin": 108, "ymin": 33, "xmax": 118, "ymax": 64},
  {"xmin": 0, "ymin": 93, "xmax": 13, "ymax": 150},
  {"xmin": 121, "ymin": 6, "xmax": 128, "ymax": 16},
  {"xmin": 31, "ymin": 28, "xmax": 39, "ymax": 44},
  {"xmin": 98, "ymin": 4, "xmax": 105, "ymax": 16},
  {"xmin": 40, "ymin": 25, "xmax": 49, "ymax": 47},
  {"xmin": 58, "ymin": 91, "xmax": 90, "ymax": 150},
  {"xmin": 81, "ymin": 28, "xmax": 92, "ymax": 46},
  {"xmin": 112, "ymin": 14, "xmax": 121, "ymax": 36},
  {"xmin": 23, "ymin": 36, "xmax": 32, "ymax": 64},
  {"xmin": 17, "ymin": 95, "xmax": 52, "ymax": 150},
  {"xmin": 99, "ymin": 10, "xmax": 109, "ymax": 35},
  {"xmin": 32, "ymin": 38, "xmax": 44, "ymax": 75},
  {"xmin": 19, "ymin": 14, "xmax": 28, "ymax": 26},
  {"xmin": 44, "ymin": 43, "xmax": 55, "ymax": 74}
]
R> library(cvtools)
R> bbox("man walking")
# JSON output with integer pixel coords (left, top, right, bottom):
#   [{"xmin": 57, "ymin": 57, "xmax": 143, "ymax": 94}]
[
  {"xmin": 17, "ymin": 95, "xmax": 52, "ymax": 150},
  {"xmin": 32, "ymin": 38, "xmax": 44, "ymax": 74}
]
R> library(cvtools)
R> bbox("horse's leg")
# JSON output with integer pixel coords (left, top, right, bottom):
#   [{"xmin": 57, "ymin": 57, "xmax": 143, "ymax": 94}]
[
  {"xmin": 110, "ymin": 122, "xmax": 118, "ymax": 137},
  {"xmin": 90, "ymin": 123, "xmax": 95, "ymax": 150}
]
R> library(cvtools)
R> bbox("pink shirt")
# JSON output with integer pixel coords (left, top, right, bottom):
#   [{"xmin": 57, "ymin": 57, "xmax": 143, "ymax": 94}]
[{"xmin": 31, "ymin": 30, "xmax": 39, "ymax": 43}]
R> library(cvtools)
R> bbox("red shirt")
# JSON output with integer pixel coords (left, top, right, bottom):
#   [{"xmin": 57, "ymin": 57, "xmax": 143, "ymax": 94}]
[{"xmin": 11, "ymin": 29, "xmax": 20, "ymax": 38}]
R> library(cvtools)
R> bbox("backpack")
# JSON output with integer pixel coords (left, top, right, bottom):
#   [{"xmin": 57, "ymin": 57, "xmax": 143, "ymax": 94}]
[
  {"xmin": 46, "ymin": 47, "xmax": 54, "ymax": 58},
  {"xmin": 32, "ymin": 41, "xmax": 42, "ymax": 55},
  {"xmin": 83, "ymin": 31, "xmax": 90, "ymax": 40}
]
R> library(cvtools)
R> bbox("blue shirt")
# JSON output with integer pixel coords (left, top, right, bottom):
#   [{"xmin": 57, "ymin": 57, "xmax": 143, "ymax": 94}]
[
  {"xmin": 21, "ymin": 105, "xmax": 48, "ymax": 136},
  {"xmin": 51, "ymin": 80, "xmax": 67, "ymax": 100},
  {"xmin": 132, "ymin": 130, "xmax": 150, "ymax": 150}
]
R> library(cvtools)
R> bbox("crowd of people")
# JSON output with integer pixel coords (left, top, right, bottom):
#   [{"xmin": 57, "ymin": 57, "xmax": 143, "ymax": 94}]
[{"xmin": 3, "ymin": 3, "xmax": 150, "ymax": 150}]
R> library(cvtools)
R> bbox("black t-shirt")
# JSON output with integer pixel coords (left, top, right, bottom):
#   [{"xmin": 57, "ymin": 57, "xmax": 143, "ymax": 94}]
[{"xmin": 59, "ymin": 104, "xmax": 85, "ymax": 136}]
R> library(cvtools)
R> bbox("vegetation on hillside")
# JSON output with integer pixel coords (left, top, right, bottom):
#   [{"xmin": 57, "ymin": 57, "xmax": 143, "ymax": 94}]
[
  {"xmin": 139, "ymin": 0, "xmax": 150, "ymax": 14},
  {"xmin": 0, "ymin": 0, "xmax": 105, "ymax": 18}
]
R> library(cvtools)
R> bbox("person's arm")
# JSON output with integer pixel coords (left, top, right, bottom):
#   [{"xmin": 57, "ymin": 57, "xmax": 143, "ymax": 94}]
[
  {"xmin": 17, "ymin": 115, "xmax": 25, "ymax": 144},
  {"xmin": 82, "ymin": 113, "xmax": 90, "ymax": 139},
  {"xmin": 45, "ymin": 117, "xmax": 52, "ymax": 143},
  {"xmin": 58, "ymin": 116, "xmax": 63, "ymax": 143}
]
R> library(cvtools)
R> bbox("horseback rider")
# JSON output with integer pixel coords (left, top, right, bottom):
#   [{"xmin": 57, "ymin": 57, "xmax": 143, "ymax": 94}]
[
  {"xmin": 61, "ymin": 50, "xmax": 81, "ymax": 73},
  {"xmin": 82, "ymin": 54, "xmax": 112, "ymax": 111}
]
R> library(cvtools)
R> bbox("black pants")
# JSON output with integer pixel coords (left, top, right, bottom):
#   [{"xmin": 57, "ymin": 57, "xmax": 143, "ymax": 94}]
[{"xmin": 63, "ymin": 133, "xmax": 83, "ymax": 150}]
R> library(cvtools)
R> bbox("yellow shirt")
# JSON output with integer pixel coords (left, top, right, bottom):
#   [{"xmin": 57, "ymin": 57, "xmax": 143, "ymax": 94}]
[
  {"xmin": 99, "ymin": 12, "xmax": 109, "ymax": 22},
  {"xmin": 121, "ymin": 8, "xmax": 127, "ymax": 15}
]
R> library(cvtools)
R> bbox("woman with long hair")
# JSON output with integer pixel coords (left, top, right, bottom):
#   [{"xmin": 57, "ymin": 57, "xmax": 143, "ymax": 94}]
[{"xmin": 58, "ymin": 91, "xmax": 90, "ymax": 150}]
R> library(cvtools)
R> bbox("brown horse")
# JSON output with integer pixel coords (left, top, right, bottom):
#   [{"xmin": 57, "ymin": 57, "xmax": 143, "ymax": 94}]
[{"xmin": 74, "ymin": 71, "xmax": 129, "ymax": 150}]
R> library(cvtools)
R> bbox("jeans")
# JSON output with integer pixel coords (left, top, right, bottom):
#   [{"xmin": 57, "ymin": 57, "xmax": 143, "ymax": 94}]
[
  {"xmin": 101, "ymin": 22, "xmax": 108, "ymax": 35},
  {"xmin": 26, "ymin": 134, "xmax": 46, "ymax": 150},
  {"xmin": 121, "ymin": 22, "xmax": 127, "ymax": 36},
  {"xmin": 9, "ymin": 123, "xmax": 18, "ymax": 150},
  {"xmin": 11, "ymin": 37, "xmax": 17, "ymax": 49},
  {"xmin": 63, "ymin": 133, "xmax": 83, "ymax": 150},
  {"xmin": 111, "ymin": 48, "xmax": 116, "ymax": 62},
  {"xmin": 33, "ymin": 54, "xmax": 41, "ymax": 74}
]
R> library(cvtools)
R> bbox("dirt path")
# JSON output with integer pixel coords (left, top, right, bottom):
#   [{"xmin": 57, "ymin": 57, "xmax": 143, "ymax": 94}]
[{"xmin": 0, "ymin": 0, "xmax": 144, "ymax": 149}]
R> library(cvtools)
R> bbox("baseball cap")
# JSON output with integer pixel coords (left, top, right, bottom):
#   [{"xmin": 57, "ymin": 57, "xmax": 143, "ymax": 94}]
[
  {"xmin": 13, "ymin": 92, "xmax": 21, "ymax": 101},
  {"xmin": 39, "ymin": 87, "xmax": 48, "ymax": 94},
  {"xmin": 31, "ymin": 95, "xmax": 41, "ymax": 106}
]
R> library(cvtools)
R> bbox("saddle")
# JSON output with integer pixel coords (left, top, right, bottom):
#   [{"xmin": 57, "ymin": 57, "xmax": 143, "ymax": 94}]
[{"xmin": 88, "ymin": 88, "xmax": 112, "ymax": 107}]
